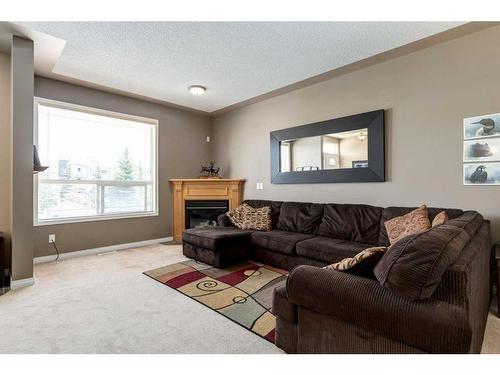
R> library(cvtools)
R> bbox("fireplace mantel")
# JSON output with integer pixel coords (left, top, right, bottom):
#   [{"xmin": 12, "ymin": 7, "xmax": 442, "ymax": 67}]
[{"xmin": 169, "ymin": 178, "xmax": 246, "ymax": 241}]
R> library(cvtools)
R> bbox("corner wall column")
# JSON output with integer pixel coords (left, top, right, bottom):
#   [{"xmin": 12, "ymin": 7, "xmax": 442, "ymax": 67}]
[{"xmin": 10, "ymin": 36, "xmax": 34, "ymax": 283}]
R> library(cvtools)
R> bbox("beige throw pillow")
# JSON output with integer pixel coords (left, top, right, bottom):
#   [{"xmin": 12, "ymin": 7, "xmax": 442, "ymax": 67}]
[
  {"xmin": 227, "ymin": 204, "xmax": 272, "ymax": 231},
  {"xmin": 324, "ymin": 247, "xmax": 387, "ymax": 276},
  {"xmin": 432, "ymin": 211, "xmax": 448, "ymax": 228},
  {"xmin": 384, "ymin": 205, "xmax": 431, "ymax": 245}
]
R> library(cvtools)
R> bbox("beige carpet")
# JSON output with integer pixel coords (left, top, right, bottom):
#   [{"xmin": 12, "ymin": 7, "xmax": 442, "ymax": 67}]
[
  {"xmin": 0, "ymin": 243, "xmax": 498, "ymax": 354},
  {"xmin": 0, "ymin": 244, "xmax": 282, "ymax": 354}
]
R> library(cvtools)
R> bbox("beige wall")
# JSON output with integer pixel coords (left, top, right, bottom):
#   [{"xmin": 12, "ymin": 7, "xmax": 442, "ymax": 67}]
[
  {"xmin": 339, "ymin": 136, "xmax": 367, "ymax": 168},
  {"xmin": 11, "ymin": 37, "xmax": 35, "ymax": 280},
  {"xmin": 0, "ymin": 53, "xmax": 10, "ymax": 246},
  {"xmin": 212, "ymin": 25, "xmax": 500, "ymax": 242},
  {"xmin": 291, "ymin": 136, "xmax": 322, "ymax": 171},
  {"xmin": 33, "ymin": 77, "xmax": 212, "ymax": 257}
]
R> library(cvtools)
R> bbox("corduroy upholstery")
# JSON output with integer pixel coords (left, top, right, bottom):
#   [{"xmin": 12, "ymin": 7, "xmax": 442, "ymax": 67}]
[
  {"xmin": 374, "ymin": 222, "xmax": 473, "ymax": 300},
  {"xmin": 273, "ymin": 221, "xmax": 491, "ymax": 353},
  {"xmin": 183, "ymin": 199, "xmax": 491, "ymax": 353},
  {"xmin": 182, "ymin": 227, "xmax": 253, "ymax": 267},
  {"xmin": 317, "ymin": 203, "xmax": 383, "ymax": 245},
  {"xmin": 250, "ymin": 230, "xmax": 314, "ymax": 255},
  {"xmin": 296, "ymin": 236, "xmax": 372, "ymax": 264},
  {"xmin": 277, "ymin": 202, "xmax": 324, "ymax": 234}
]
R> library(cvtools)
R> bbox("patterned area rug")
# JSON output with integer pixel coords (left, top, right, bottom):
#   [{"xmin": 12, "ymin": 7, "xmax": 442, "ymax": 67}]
[{"xmin": 143, "ymin": 260, "xmax": 288, "ymax": 343}]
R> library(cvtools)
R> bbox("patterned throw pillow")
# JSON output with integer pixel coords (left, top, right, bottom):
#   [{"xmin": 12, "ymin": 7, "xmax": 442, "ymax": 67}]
[
  {"xmin": 324, "ymin": 247, "xmax": 387, "ymax": 276},
  {"xmin": 384, "ymin": 205, "xmax": 431, "ymax": 245},
  {"xmin": 226, "ymin": 204, "xmax": 272, "ymax": 231},
  {"xmin": 432, "ymin": 211, "xmax": 448, "ymax": 228}
]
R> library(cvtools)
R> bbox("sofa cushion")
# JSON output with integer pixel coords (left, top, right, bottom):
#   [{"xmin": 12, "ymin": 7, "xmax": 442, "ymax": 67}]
[
  {"xmin": 384, "ymin": 205, "xmax": 431, "ymax": 245},
  {"xmin": 374, "ymin": 223, "xmax": 470, "ymax": 300},
  {"xmin": 324, "ymin": 246, "xmax": 386, "ymax": 277},
  {"xmin": 296, "ymin": 236, "xmax": 372, "ymax": 264},
  {"xmin": 317, "ymin": 203, "xmax": 382, "ymax": 245},
  {"xmin": 445, "ymin": 211, "xmax": 483, "ymax": 238},
  {"xmin": 227, "ymin": 203, "xmax": 272, "ymax": 231},
  {"xmin": 183, "ymin": 227, "xmax": 254, "ymax": 250},
  {"xmin": 277, "ymin": 202, "xmax": 324, "ymax": 234},
  {"xmin": 251, "ymin": 230, "xmax": 314, "ymax": 255},
  {"xmin": 243, "ymin": 199, "xmax": 283, "ymax": 229},
  {"xmin": 378, "ymin": 206, "xmax": 464, "ymax": 246}
]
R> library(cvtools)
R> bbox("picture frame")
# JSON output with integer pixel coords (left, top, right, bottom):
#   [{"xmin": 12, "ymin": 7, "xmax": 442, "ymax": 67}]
[
  {"xmin": 464, "ymin": 162, "xmax": 500, "ymax": 185},
  {"xmin": 464, "ymin": 113, "xmax": 500, "ymax": 140},
  {"xmin": 463, "ymin": 112, "xmax": 500, "ymax": 185}
]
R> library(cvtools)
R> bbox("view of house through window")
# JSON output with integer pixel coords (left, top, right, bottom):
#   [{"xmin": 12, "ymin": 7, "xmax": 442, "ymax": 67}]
[{"xmin": 35, "ymin": 99, "xmax": 158, "ymax": 224}]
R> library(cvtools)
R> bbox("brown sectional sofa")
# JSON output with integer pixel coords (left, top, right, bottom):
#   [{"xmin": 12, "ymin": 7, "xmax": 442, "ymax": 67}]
[{"xmin": 181, "ymin": 199, "xmax": 491, "ymax": 353}]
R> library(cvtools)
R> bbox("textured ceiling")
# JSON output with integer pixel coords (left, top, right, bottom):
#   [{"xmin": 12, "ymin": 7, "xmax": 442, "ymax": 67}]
[{"xmin": 16, "ymin": 22, "xmax": 464, "ymax": 113}]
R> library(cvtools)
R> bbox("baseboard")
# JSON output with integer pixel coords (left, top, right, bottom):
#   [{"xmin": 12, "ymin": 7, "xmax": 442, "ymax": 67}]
[
  {"xmin": 10, "ymin": 277, "xmax": 35, "ymax": 290},
  {"xmin": 33, "ymin": 237, "xmax": 173, "ymax": 264}
]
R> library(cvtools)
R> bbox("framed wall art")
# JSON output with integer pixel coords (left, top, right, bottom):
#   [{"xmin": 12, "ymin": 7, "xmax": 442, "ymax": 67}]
[{"xmin": 463, "ymin": 113, "xmax": 500, "ymax": 185}]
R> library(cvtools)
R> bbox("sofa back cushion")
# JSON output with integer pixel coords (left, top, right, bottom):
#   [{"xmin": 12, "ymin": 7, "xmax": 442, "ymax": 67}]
[
  {"xmin": 444, "ymin": 211, "xmax": 483, "ymax": 238},
  {"xmin": 378, "ymin": 206, "xmax": 464, "ymax": 246},
  {"xmin": 243, "ymin": 200, "xmax": 282, "ymax": 229},
  {"xmin": 374, "ymin": 223, "xmax": 470, "ymax": 300},
  {"xmin": 317, "ymin": 203, "xmax": 383, "ymax": 245},
  {"xmin": 277, "ymin": 202, "xmax": 324, "ymax": 234}
]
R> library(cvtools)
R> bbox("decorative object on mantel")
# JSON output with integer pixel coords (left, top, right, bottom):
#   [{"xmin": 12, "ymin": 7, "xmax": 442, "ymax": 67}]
[
  {"xmin": 33, "ymin": 145, "xmax": 48, "ymax": 174},
  {"xmin": 464, "ymin": 112, "xmax": 500, "ymax": 185},
  {"xmin": 169, "ymin": 178, "xmax": 245, "ymax": 241},
  {"xmin": 199, "ymin": 161, "xmax": 221, "ymax": 179}
]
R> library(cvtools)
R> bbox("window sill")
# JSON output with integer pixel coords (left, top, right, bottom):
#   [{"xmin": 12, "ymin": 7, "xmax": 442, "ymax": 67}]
[{"xmin": 34, "ymin": 211, "xmax": 159, "ymax": 227}]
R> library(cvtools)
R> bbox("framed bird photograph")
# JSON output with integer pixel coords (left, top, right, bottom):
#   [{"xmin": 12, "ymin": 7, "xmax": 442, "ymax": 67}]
[
  {"xmin": 463, "ymin": 138, "xmax": 500, "ymax": 162},
  {"xmin": 463, "ymin": 113, "xmax": 500, "ymax": 139},
  {"xmin": 463, "ymin": 112, "xmax": 500, "ymax": 185},
  {"xmin": 464, "ymin": 162, "xmax": 500, "ymax": 185}
]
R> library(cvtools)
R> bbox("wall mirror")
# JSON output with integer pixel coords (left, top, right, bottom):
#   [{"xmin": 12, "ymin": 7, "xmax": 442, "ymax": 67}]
[{"xmin": 270, "ymin": 110, "xmax": 385, "ymax": 183}]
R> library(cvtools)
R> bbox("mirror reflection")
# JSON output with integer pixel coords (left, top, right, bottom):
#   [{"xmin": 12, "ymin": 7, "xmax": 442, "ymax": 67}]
[{"xmin": 280, "ymin": 128, "xmax": 368, "ymax": 172}]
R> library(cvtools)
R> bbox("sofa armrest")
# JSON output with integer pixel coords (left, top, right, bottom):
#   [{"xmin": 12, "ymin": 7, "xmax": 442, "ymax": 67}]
[
  {"xmin": 217, "ymin": 213, "xmax": 234, "ymax": 227},
  {"xmin": 286, "ymin": 265, "xmax": 471, "ymax": 353},
  {"xmin": 272, "ymin": 285, "xmax": 297, "ymax": 323}
]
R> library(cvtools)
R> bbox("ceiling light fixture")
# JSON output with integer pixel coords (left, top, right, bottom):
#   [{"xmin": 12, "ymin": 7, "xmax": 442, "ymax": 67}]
[{"xmin": 189, "ymin": 85, "xmax": 206, "ymax": 96}]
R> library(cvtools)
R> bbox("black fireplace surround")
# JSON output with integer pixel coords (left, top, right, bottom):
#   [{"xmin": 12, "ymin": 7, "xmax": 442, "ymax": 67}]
[{"xmin": 185, "ymin": 200, "xmax": 229, "ymax": 229}]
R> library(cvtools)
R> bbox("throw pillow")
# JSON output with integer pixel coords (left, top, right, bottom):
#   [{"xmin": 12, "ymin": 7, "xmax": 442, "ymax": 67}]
[
  {"xmin": 432, "ymin": 210, "xmax": 448, "ymax": 227},
  {"xmin": 374, "ymin": 223, "xmax": 470, "ymax": 300},
  {"xmin": 226, "ymin": 204, "xmax": 272, "ymax": 231},
  {"xmin": 384, "ymin": 205, "xmax": 431, "ymax": 245},
  {"xmin": 324, "ymin": 246, "xmax": 387, "ymax": 276}
]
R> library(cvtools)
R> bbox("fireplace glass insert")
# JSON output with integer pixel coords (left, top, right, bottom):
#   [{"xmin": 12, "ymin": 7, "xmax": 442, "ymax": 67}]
[{"xmin": 185, "ymin": 200, "xmax": 229, "ymax": 229}]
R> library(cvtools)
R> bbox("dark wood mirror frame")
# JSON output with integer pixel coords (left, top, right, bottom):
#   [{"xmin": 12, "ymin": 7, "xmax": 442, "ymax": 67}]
[{"xmin": 270, "ymin": 109, "xmax": 385, "ymax": 184}]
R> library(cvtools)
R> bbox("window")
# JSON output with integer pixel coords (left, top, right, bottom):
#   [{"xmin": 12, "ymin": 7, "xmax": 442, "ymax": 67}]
[{"xmin": 34, "ymin": 98, "xmax": 158, "ymax": 225}]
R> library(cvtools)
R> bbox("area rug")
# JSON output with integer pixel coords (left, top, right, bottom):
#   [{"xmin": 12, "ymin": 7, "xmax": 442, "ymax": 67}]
[{"xmin": 143, "ymin": 259, "xmax": 288, "ymax": 343}]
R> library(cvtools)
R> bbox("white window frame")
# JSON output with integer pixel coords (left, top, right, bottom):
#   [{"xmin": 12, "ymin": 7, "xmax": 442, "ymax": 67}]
[{"xmin": 33, "ymin": 97, "xmax": 159, "ymax": 226}]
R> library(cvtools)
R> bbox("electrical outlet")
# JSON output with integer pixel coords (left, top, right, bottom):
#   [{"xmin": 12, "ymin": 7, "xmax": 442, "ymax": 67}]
[
  {"xmin": 256, "ymin": 182, "xmax": 264, "ymax": 190},
  {"xmin": 49, "ymin": 234, "xmax": 56, "ymax": 243},
  {"xmin": 206, "ymin": 136, "xmax": 211, "ymax": 142}
]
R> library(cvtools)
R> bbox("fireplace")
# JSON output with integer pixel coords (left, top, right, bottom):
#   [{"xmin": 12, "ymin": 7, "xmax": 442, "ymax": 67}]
[{"xmin": 185, "ymin": 200, "xmax": 229, "ymax": 229}]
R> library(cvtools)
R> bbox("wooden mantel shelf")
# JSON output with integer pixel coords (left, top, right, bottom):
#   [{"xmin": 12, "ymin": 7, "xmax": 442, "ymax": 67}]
[
  {"xmin": 170, "ymin": 178, "xmax": 246, "ymax": 182},
  {"xmin": 169, "ymin": 178, "xmax": 246, "ymax": 241}
]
